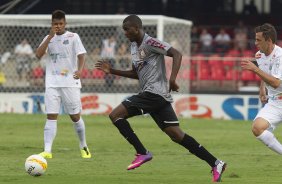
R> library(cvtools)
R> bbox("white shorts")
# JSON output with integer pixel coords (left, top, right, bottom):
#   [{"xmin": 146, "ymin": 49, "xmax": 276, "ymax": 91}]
[
  {"xmin": 255, "ymin": 103, "xmax": 282, "ymax": 132},
  {"xmin": 45, "ymin": 87, "xmax": 82, "ymax": 115}
]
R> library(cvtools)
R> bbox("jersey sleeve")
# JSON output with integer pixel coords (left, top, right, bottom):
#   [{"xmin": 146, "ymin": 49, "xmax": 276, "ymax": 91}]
[
  {"xmin": 73, "ymin": 33, "xmax": 87, "ymax": 56},
  {"xmin": 145, "ymin": 37, "xmax": 171, "ymax": 55},
  {"xmin": 272, "ymin": 55, "xmax": 282, "ymax": 79}
]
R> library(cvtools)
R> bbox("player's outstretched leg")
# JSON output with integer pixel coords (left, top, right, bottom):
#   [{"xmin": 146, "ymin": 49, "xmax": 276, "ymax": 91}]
[
  {"xmin": 164, "ymin": 126, "xmax": 226, "ymax": 182},
  {"xmin": 112, "ymin": 118, "xmax": 152, "ymax": 170},
  {"xmin": 179, "ymin": 133, "xmax": 227, "ymax": 182},
  {"xmin": 253, "ymin": 119, "xmax": 282, "ymax": 154}
]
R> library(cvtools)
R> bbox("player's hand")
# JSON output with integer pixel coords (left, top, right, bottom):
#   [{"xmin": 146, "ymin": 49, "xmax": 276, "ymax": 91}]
[
  {"xmin": 240, "ymin": 58, "xmax": 258, "ymax": 72},
  {"xmin": 259, "ymin": 90, "xmax": 268, "ymax": 104},
  {"xmin": 169, "ymin": 79, "xmax": 179, "ymax": 92},
  {"xmin": 48, "ymin": 26, "xmax": 57, "ymax": 38},
  {"xmin": 95, "ymin": 59, "xmax": 111, "ymax": 74},
  {"xmin": 73, "ymin": 70, "xmax": 81, "ymax": 79},
  {"xmin": 259, "ymin": 94, "xmax": 268, "ymax": 104}
]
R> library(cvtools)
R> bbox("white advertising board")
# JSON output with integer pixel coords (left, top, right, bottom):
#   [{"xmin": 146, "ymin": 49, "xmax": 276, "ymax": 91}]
[{"xmin": 0, "ymin": 93, "xmax": 262, "ymax": 120}]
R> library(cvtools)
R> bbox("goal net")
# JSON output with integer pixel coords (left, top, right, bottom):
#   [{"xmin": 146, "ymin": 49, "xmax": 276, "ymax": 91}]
[{"xmin": 0, "ymin": 15, "xmax": 192, "ymax": 93}]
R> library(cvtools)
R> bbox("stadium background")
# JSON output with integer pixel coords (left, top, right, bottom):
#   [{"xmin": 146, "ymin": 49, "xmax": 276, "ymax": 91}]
[{"xmin": 0, "ymin": 0, "xmax": 280, "ymax": 120}]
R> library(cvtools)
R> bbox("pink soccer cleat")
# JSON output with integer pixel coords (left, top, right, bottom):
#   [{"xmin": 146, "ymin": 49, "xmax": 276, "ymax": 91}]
[
  {"xmin": 127, "ymin": 151, "xmax": 153, "ymax": 170},
  {"xmin": 211, "ymin": 160, "xmax": 226, "ymax": 182}
]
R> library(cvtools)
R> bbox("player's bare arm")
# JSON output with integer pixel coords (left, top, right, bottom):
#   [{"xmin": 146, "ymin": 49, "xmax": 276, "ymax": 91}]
[
  {"xmin": 259, "ymin": 81, "xmax": 268, "ymax": 104},
  {"xmin": 74, "ymin": 54, "xmax": 85, "ymax": 79},
  {"xmin": 35, "ymin": 26, "xmax": 57, "ymax": 59},
  {"xmin": 166, "ymin": 47, "xmax": 182, "ymax": 92},
  {"xmin": 95, "ymin": 59, "xmax": 138, "ymax": 79},
  {"xmin": 241, "ymin": 58, "xmax": 280, "ymax": 88}
]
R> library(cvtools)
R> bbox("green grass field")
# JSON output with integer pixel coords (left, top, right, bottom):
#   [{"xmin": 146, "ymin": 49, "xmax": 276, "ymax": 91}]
[{"xmin": 0, "ymin": 113, "xmax": 282, "ymax": 184}]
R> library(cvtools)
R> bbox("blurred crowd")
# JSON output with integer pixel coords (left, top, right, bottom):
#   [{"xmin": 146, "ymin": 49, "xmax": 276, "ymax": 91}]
[
  {"xmin": 191, "ymin": 20, "xmax": 256, "ymax": 56},
  {"xmin": 1, "ymin": 19, "xmax": 281, "ymax": 93}
]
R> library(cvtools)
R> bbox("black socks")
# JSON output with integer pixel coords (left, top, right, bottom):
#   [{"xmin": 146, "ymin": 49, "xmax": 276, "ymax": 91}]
[
  {"xmin": 114, "ymin": 118, "xmax": 147, "ymax": 155},
  {"xmin": 179, "ymin": 134, "xmax": 217, "ymax": 167}
]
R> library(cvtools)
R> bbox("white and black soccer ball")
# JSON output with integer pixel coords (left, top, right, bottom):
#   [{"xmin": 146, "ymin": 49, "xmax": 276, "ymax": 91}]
[{"xmin": 25, "ymin": 154, "xmax": 47, "ymax": 176}]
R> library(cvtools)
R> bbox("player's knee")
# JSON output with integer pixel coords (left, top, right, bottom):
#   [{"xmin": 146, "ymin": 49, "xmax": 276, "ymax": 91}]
[
  {"xmin": 252, "ymin": 118, "xmax": 269, "ymax": 137},
  {"xmin": 167, "ymin": 131, "xmax": 184, "ymax": 143},
  {"xmin": 252, "ymin": 125, "xmax": 263, "ymax": 137},
  {"xmin": 109, "ymin": 113, "xmax": 115, "ymax": 123},
  {"xmin": 169, "ymin": 135, "xmax": 182, "ymax": 143},
  {"xmin": 72, "ymin": 117, "xmax": 80, "ymax": 122},
  {"xmin": 109, "ymin": 112, "xmax": 121, "ymax": 123}
]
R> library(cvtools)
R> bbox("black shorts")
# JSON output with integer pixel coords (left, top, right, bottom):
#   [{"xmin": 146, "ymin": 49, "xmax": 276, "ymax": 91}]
[{"xmin": 122, "ymin": 92, "xmax": 179, "ymax": 130}]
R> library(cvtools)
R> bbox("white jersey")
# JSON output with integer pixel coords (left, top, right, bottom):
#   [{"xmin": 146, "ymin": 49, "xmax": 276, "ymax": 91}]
[
  {"xmin": 40, "ymin": 31, "xmax": 86, "ymax": 88},
  {"xmin": 256, "ymin": 45, "xmax": 282, "ymax": 107}
]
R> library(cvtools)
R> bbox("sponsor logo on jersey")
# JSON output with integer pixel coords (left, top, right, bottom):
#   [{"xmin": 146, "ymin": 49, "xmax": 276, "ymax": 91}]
[
  {"xmin": 51, "ymin": 69, "xmax": 69, "ymax": 77},
  {"xmin": 146, "ymin": 38, "xmax": 166, "ymax": 49},
  {"xmin": 67, "ymin": 33, "xmax": 75, "ymax": 37}
]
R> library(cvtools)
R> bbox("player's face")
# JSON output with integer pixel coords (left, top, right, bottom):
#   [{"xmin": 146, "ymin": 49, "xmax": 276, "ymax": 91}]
[
  {"xmin": 255, "ymin": 32, "xmax": 270, "ymax": 54},
  {"xmin": 122, "ymin": 21, "xmax": 139, "ymax": 42},
  {"xmin": 51, "ymin": 18, "xmax": 66, "ymax": 35}
]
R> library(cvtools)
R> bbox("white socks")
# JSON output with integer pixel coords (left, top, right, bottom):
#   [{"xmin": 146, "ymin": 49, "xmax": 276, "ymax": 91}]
[
  {"xmin": 43, "ymin": 118, "xmax": 87, "ymax": 152},
  {"xmin": 73, "ymin": 118, "xmax": 87, "ymax": 149},
  {"xmin": 44, "ymin": 119, "xmax": 57, "ymax": 153},
  {"xmin": 257, "ymin": 130, "xmax": 282, "ymax": 154}
]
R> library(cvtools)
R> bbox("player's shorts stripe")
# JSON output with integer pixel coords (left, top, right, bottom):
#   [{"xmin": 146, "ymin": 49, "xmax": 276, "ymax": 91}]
[{"xmin": 164, "ymin": 121, "xmax": 179, "ymax": 124}]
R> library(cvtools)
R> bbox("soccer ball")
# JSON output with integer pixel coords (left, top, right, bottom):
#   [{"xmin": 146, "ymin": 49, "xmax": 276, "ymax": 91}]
[{"xmin": 25, "ymin": 154, "xmax": 47, "ymax": 176}]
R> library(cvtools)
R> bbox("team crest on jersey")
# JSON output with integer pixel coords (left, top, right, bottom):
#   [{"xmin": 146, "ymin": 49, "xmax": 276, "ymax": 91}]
[
  {"xmin": 63, "ymin": 40, "xmax": 69, "ymax": 45},
  {"xmin": 255, "ymin": 53, "xmax": 261, "ymax": 59},
  {"xmin": 138, "ymin": 49, "xmax": 146, "ymax": 59}
]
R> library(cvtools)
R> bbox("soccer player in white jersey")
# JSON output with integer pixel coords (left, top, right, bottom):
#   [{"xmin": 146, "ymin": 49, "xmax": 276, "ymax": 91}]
[
  {"xmin": 241, "ymin": 23, "xmax": 282, "ymax": 155},
  {"xmin": 35, "ymin": 10, "xmax": 91, "ymax": 159},
  {"xmin": 95, "ymin": 15, "xmax": 226, "ymax": 182}
]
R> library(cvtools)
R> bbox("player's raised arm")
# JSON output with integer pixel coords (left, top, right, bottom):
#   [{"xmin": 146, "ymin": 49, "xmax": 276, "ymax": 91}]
[
  {"xmin": 95, "ymin": 59, "xmax": 138, "ymax": 79},
  {"xmin": 36, "ymin": 26, "xmax": 56, "ymax": 59},
  {"xmin": 166, "ymin": 47, "xmax": 182, "ymax": 92},
  {"xmin": 241, "ymin": 57, "xmax": 280, "ymax": 89}
]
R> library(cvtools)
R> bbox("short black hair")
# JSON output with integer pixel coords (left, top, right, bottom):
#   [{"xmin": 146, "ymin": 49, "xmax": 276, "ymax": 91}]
[
  {"xmin": 255, "ymin": 23, "xmax": 277, "ymax": 43},
  {"xmin": 123, "ymin": 15, "xmax": 142, "ymax": 28},
  {"xmin": 52, "ymin": 10, "xmax": 66, "ymax": 20}
]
